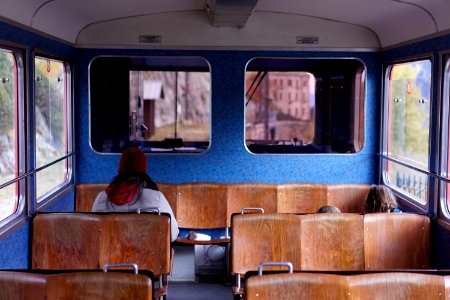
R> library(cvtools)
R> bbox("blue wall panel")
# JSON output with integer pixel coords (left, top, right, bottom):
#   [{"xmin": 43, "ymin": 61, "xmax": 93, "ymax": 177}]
[
  {"xmin": 0, "ymin": 221, "xmax": 29, "ymax": 269},
  {"xmin": 76, "ymin": 50, "xmax": 380, "ymax": 185}
]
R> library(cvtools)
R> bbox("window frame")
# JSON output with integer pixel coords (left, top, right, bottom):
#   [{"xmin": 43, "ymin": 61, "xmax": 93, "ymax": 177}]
[
  {"xmin": 33, "ymin": 52, "xmax": 74, "ymax": 210},
  {"xmin": 0, "ymin": 42, "xmax": 27, "ymax": 234},
  {"xmin": 244, "ymin": 57, "xmax": 367, "ymax": 155},
  {"xmin": 380, "ymin": 55, "xmax": 434, "ymax": 212},
  {"xmin": 88, "ymin": 55, "xmax": 212, "ymax": 155},
  {"xmin": 438, "ymin": 51, "xmax": 450, "ymax": 221}
]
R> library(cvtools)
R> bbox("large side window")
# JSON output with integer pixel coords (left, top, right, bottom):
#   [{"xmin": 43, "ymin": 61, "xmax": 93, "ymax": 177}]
[
  {"xmin": 34, "ymin": 56, "xmax": 72, "ymax": 203},
  {"xmin": 0, "ymin": 48, "xmax": 21, "ymax": 222},
  {"xmin": 382, "ymin": 59, "xmax": 432, "ymax": 205},
  {"xmin": 245, "ymin": 58, "xmax": 365, "ymax": 154}
]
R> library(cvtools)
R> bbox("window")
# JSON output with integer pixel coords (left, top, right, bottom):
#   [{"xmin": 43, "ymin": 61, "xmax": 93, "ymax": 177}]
[
  {"xmin": 34, "ymin": 56, "xmax": 72, "ymax": 203},
  {"xmin": 90, "ymin": 56, "xmax": 211, "ymax": 154},
  {"xmin": 382, "ymin": 59, "xmax": 431, "ymax": 205},
  {"xmin": 440, "ymin": 55, "xmax": 450, "ymax": 216},
  {"xmin": 0, "ymin": 48, "xmax": 21, "ymax": 221},
  {"xmin": 245, "ymin": 58, "xmax": 365, "ymax": 154}
]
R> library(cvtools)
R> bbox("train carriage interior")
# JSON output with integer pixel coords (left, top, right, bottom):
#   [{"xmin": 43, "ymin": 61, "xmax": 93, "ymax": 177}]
[{"xmin": 2, "ymin": 0, "xmax": 450, "ymax": 299}]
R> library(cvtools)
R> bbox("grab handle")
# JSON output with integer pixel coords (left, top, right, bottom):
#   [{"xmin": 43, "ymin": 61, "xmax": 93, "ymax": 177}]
[
  {"xmin": 103, "ymin": 263, "xmax": 139, "ymax": 274},
  {"xmin": 258, "ymin": 262, "xmax": 293, "ymax": 276},
  {"xmin": 240, "ymin": 207, "xmax": 264, "ymax": 214}
]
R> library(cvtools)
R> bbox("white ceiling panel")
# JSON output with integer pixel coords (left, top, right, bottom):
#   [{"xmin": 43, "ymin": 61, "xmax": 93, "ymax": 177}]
[{"xmin": 0, "ymin": 0, "xmax": 449, "ymax": 48}]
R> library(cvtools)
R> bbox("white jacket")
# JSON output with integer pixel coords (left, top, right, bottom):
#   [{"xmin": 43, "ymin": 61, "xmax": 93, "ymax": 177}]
[{"xmin": 92, "ymin": 189, "xmax": 179, "ymax": 242}]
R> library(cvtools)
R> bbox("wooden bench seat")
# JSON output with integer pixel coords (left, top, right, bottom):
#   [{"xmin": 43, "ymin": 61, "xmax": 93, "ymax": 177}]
[
  {"xmin": 0, "ymin": 271, "xmax": 153, "ymax": 300},
  {"xmin": 246, "ymin": 272, "xmax": 447, "ymax": 300},
  {"xmin": 231, "ymin": 212, "xmax": 431, "ymax": 297},
  {"xmin": 75, "ymin": 182, "xmax": 370, "ymax": 244},
  {"xmin": 32, "ymin": 212, "xmax": 170, "ymax": 298}
]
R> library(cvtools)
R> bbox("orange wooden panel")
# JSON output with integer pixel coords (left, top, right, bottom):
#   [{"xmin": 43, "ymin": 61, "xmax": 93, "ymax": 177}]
[
  {"xmin": 364, "ymin": 213, "xmax": 430, "ymax": 270},
  {"xmin": 277, "ymin": 183, "xmax": 327, "ymax": 213},
  {"xmin": 246, "ymin": 273, "xmax": 348, "ymax": 300},
  {"xmin": 300, "ymin": 213, "xmax": 364, "ymax": 271},
  {"xmin": 327, "ymin": 184, "xmax": 370, "ymax": 213},
  {"xmin": 445, "ymin": 276, "xmax": 450, "ymax": 299},
  {"xmin": 76, "ymin": 183, "xmax": 109, "ymax": 212},
  {"xmin": 157, "ymin": 182, "xmax": 178, "ymax": 218},
  {"xmin": 231, "ymin": 213, "xmax": 302, "ymax": 275},
  {"xmin": 32, "ymin": 214, "xmax": 101, "ymax": 269},
  {"xmin": 0, "ymin": 272, "xmax": 46, "ymax": 300},
  {"xmin": 349, "ymin": 273, "xmax": 445, "ymax": 300},
  {"xmin": 99, "ymin": 214, "xmax": 171, "ymax": 277},
  {"xmin": 226, "ymin": 183, "xmax": 278, "ymax": 226},
  {"xmin": 176, "ymin": 182, "xmax": 228, "ymax": 228},
  {"xmin": 46, "ymin": 272, "xmax": 152, "ymax": 300}
]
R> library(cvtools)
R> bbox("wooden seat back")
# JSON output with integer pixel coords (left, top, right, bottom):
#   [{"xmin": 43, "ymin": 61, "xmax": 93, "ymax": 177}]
[
  {"xmin": 363, "ymin": 213, "xmax": 430, "ymax": 270},
  {"xmin": 300, "ymin": 213, "xmax": 365, "ymax": 270},
  {"xmin": 246, "ymin": 272, "xmax": 446, "ymax": 300},
  {"xmin": 277, "ymin": 183, "xmax": 327, "ymax": 213},
  {"xmin": 349, "ymin": 272, "xmax": 444, "ymax": 299},
  {"xmin": 32, "ymin": 213, "xmax": 101, "ymax": 269},
  {"xmin": 0, "ymin": 272, "xmax": 46, "ymax": 300},
  {"xmin": 226, "ymin": 183, "xmax": 277, "ymax": 226},
  {"xmin": 46, "ymin": 272, "xmax": 153, "ymax": 300},
  {"xmin": 231, "ymin": 213, "xmax": 302, "ymax": 275},
  {"xmin": 327, "ymin": 184, "xmax": 370, "ymax": 213},
  {"xmin": 176, "ymin": 182, "xmax": 228, "ymax": 229},
  {"xmin": 246, "ymin": 272, "xmax": 348, "ymax": 300},
  {"xmin": 75, "ymin": 183, "xmax": 108, "ymax": 211},
  {"xmin": 157, "ymin": 183, "xmax": 178, "ymax": 218},
  {"xmin": 32, "ymin": 213, "xmax": 171, "ymax": 277}
]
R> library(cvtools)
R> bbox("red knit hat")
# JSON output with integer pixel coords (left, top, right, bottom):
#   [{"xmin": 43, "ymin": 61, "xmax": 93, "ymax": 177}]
[{"xmin": 118, "ymin": 147, "xmax": 147, "ymax": 173}]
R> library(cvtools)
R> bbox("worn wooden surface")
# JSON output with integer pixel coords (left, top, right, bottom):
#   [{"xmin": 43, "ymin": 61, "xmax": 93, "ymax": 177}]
[
  {"xmin": 300, "ymin": 213, "xmax": 365, "ymax": 271},
  {"xmin": 327, "ymin": 184, "xmax": 371, "ymax": 213},
  {"xmin": 246, "ymin": 273, "xmax": 348, "ymax": 300},
  {"xmin": 231, "ymin": 213, "xmax": 302, "ymax": 275},
  {"xmin": 227, "ymin": 182, "xmax": 278, "ymax": 226},
  {"xmin": 350, "ymin": 272, "xmax": 444, "ymax": 300},
  {"xmin": 46, "ymin": 272, "xmax": 152, "ymax": 300},
  {"xmin": 277, "ymin": 183, "xmax": 327, "ymax": 213},
  {"xmin": 32, "ymin": 213, "xmax": 171, "ymax": 277},
  {"xmin": 176, "ymin": 182, "xmax": 228, "ymax": 228},
  {"xmin": 32, "ymin": 213, "xmax": 101, "ymax": 269},
  {"xmin": 0, "ymin": 272, "xmax": 46, "ymax": 300},
  {"xmin": 364, "ymin": 213, "xmax": 430, "ymax": 270}
]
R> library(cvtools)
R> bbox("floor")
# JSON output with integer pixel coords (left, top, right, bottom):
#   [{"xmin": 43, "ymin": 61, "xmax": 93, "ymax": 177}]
[{"xmin": 167, "ymin": 281, "xmax": 234, "ymax": 300}]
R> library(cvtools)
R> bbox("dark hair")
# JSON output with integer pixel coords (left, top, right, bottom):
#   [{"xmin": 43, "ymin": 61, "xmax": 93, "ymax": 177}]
[
  {"xmin": 109, "ymin": 171, "xmax": 159, "ymax": 192},
  {"xmin": 316, "ymin": 205, "xmax": 341, "ymax": 213},
  {"xmin": 364, "ymin": 185, "xmax": 398, "ymax": 213}
]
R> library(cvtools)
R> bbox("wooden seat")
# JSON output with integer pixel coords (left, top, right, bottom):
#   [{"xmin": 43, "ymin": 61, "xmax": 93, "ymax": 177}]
[
  {"xmin": 246, "ymin": 272, "xmax": 446, "ymax": 300},
  {"xmin": 0, "ymin": 271, "xmax": 46, "ymax": 300},
  {"xmin": 32, "ymin": 212, "xmax": 170, "ymax": 298},
  {"xmin": 327, "ymin": 184, "xmax": 371, "ymax": 213},
  {"xmin": 277, "ymin": 183, "xmax": 327, "ymax": 213},
  {"xmin": 226, "ymin": 183, "xmax": 278, "ymax": 226},
  {"xmin": 75, "ymin": 183, "xmax": 108, "ymax": 212},
  {"xmin": 363, "ymin": 213, "xmax": 430, "ymax": 270},
  {"xmin": 300, "ymin": 213, "xmax": 365, "ymax": 270},
  {"xmin": 46, "ymin": 272, "xmax": 153, "ymax": 300},
  {"xmin": 246, "ymin": 272, "xmax": 348, "ymax": 300},
  {"xmin": 349, "ymin": 272, "xmax": 444, "ymax": 299},
  {"xmin": 230, "ymin": 213, "xmax": 302, "ymax": 295}
]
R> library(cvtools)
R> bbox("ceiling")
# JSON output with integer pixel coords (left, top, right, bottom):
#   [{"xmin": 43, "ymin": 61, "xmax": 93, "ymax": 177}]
[{"xmin": 0, "ymin": 0, "xmax": 448, "ymax": 49}]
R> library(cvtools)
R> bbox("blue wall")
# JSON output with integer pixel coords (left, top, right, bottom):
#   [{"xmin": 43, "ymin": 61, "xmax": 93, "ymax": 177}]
[
  {"xmin": 0, "ymin": 21, "xmax": 76, "ymax": 268},
  {"xmin": 76, "ymin": 50, "xmax": 380, "ymax": 185}
]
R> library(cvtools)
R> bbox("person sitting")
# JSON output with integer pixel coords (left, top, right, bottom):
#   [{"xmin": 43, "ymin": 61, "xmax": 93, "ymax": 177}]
[
  {"xmin": 364, "ymin": 185, "xmax": 400, "ymax": 213},
  {"xmin": 92, "ymin": 147, "xmax": 179, "ymax": 241},
  {"xmin": 316, "ymin": 205, "xmax": 341, "ymax": 213}
]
